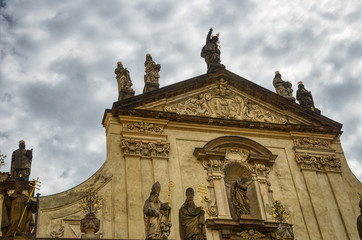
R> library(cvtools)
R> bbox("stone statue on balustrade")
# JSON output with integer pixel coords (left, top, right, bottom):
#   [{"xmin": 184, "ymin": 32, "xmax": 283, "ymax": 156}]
[
  {"xmin": 10, "ymin": 140, "xmax": 33, "ymax": 181},
  {"xmin": 201, "ymin": 28, "xmax": 225, "ymax": 73},
  {"xmin": 273, "ymin": 71, "xmax": 295, "ymax": 102},
  {"xmin": 143, "ymin": 54, "xmax": 161, "ymax": 93},
  {"xmin": 1, "ymin": 177, "xmax": 37, "ymax": 237},
  {"xmin": 115, "ymin": 61, "xmax": 135, "ymax": 100},
  {"xmin": 143, "ymin": 181, "xmax": 172, "ymax": 239},
  {"xmin": 231, "ymin": 177, "xmax": 252, "ymax": 218},
  {"xmin": 179, "ymin": 188, "xmax": 206, "ymax": 240},
  {"xmin": 296, "ymin": 81, "xmax": 321, "ymax": 114}
]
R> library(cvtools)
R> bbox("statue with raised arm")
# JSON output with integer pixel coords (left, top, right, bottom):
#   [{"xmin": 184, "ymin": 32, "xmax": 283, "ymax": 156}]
[
  {"xmin": 143, "ymin": 181, "xmax": 172, "ymax": 239},
  {"xmin": 201, "ymin": 28, "xmax": 225, "ymax": 73},
  {"xmin": 273, "ymin": 71, "xmax": 295, "ymax": 102},
  {"xmin": 115, "ymin": 61, "xmax": 135, "ymax": 100},
  {"xmin": 10, "ymin": 140, "xmax": 32, "ymax": 181},
  {"xmin": 143, "ymin": 54, "xmax": 161, "ymax": 93},
  {"xmin": 296, "ymin": 81, "xmax": 321, "ymax": 114},
  {"xmin": 179, "ymin": 188, "xmax": 206, "ymax": 240}
]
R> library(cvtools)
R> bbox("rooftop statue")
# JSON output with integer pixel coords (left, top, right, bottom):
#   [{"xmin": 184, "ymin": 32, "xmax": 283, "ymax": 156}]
[
  {"xmin": 201, "ymin": 28, "xmax": 225, "ymax": 73},
  {"xmin": 273, "ymin": 71, "xmax": 295, "ymax": 102},
  {"xmin": 10, "ymin": 140, "xmax": 33, "ymax": 181},
  {"xmin": 143, "ymin": 181, "xmax": 172, "ymax": 239},
  {"xmin": 296, "ymin": 81, "xmax": 321, "ymax": 114},
  {"xmin": 115, "ymin": 61, "xmax": 135, "ymax": 100},
  {"xmin": 143, "ymin": 54, "xmax": 161, "ymax": 93},
  {"xmin": 1, "ymin": 178, "xmax": 37, "ymax": 237},
  {"xmin": 179, "ymin": 188, "xmax": 206, "ymax": 240}
]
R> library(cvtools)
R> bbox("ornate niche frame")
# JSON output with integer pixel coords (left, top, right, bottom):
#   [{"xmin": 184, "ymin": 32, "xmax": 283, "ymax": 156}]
[{"xmin": 193, "ymin": 136, "xmax": 279, "ymax": 239}]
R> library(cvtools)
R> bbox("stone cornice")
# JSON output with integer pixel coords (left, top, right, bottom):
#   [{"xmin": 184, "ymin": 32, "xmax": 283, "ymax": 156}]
[{"xmin": 111, "ymin": 108, "xmax": 342, "ymax": 136}]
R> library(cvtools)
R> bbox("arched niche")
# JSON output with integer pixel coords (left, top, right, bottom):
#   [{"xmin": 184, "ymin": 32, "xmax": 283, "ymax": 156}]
[{"xmin": 193, "ymin": 136, "xmax": 279, "ymax": 238}]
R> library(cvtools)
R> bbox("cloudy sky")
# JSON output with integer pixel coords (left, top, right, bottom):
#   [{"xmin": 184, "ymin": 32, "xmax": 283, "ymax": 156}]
[{"xmin": 1, "ymin": 0, "xmax": 361, "ymax": 196}]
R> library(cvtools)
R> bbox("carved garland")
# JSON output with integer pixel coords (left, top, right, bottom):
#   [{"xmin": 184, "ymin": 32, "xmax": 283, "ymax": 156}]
[
  {"xmin": 295, "ymin": 153, "xmax": 341, "ymax": 172},
  {"xmin": 125, "ymin": 121, "xmax": 163, "ymax": 134},
  {"xmin": 163, "ymin": 79, "xmax": 288, "ymax": 124},
  {"xmin": 239, "ymin": 229, "xmax": 265, "ymax": 239},
  {"xmin": 293, "ymin": 137, "xmax": 331, "ymax": 149},
  {"xmin": 121, "ymin": 138, "xmax": 170, "ymax": 158}
]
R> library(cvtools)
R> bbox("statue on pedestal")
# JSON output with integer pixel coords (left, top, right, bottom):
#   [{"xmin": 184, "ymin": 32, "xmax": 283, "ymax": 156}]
[
  {"xmin": 273, "ymin": 71, "xmax": 295, "ymax": 102},
  {"xmin": 10, "ymin": 140, "xmax": 33, "ymax": 181},
  {"xmin": 115, "ymin": 61, "xmax": 135, "ymax": 100},
  {"xmin": 201, "ymin": 28, "xmax": 225, "ymax": 73},
  {"xmin": 179, "ymin": 188, "xmax": 206, "ymax": 240},
  {"xmin": 296, "ymin": 81, "xmax": 321, "ymax": 114},
  {"xmin": 143, "ymin": 54, "xmax": 161, "ymax": 93},
  {"xmin": 143, "ymin": 181, "xmax": 172, "ymax": 239},
  {"xmin": 1, "ymin": 178, "xmax": 36, "ymax": 237}
]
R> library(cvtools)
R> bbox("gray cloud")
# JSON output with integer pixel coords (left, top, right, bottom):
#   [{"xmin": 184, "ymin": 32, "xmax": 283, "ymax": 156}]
[{"xmin": 1, "ymin": 0, "xmax": 361, "ymax": 195}]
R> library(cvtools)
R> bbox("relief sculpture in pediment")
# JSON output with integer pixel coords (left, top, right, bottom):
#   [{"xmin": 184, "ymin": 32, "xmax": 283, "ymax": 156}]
[{"xmin": 164, "ymin": 90, "xmax": 288, "ymax": 124}]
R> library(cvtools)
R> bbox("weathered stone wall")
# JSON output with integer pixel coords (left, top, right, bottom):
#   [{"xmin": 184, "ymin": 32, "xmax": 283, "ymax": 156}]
[{"xmin": 36, "ymin": 113, "xmax": 362, "ymax": 240}]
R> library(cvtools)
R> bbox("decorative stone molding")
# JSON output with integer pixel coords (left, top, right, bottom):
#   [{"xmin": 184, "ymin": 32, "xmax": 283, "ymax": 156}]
[
  {"xmin": 121, "ymin": 138, "xmax": 170, "ymax": 158},
  {"xmin": 293, "ymin": 137, "xmax": 331, "ymax": 149},
  {"xmin": 50, "ymin": 226, "xmax": 65, "ymax": 238},
  {"xmin": 125, "ymin": 121, "xmax": 163, "ymax": 134},
  {"xmin": 295, "ymin": 153, "xmax": 341, "ymax": 172},
  {"xmin": 164, "ymin": 79, "xmax": 288, "ymax": 124},
  {"xmin": 239, "ymin": 229, "xmax": 265, "ymax": 239}
]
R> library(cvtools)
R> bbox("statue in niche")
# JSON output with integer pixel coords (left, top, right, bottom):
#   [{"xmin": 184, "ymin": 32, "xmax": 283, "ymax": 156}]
[
  {"xmin": 273, "ymin": 71, "xmax": 295, "ymax": 102},
  {"xmin": 143, "ymin": 181, "xmax": 172, "ymax": 239},
  {"xmin": 10, "ymin": 140, "xmax": 33, "ymax": 181},
  {"xmin": 201, "ymin": 28, "xmax": 225, "ymax": 73},
  {"xmin": 143, "ymin": 54, "xmax": 161, "ymax": 93},
  {"xmin": 230, "ymin": 176, "xmax": 252, "ymax": 217},
  {"xmin": 179, "ymin": 188, "xmax": 206, "ymax": 240},
  {"xmin": 1, "ymin": 177, "xmax": 37, "ymax": 237},
  {"xmin": 114, "ymin": 61, "xmax": 135, "ymax": 100},
  {"xmin": 296, "ymin": 81, "xmax": 321, "ymax": 114}
]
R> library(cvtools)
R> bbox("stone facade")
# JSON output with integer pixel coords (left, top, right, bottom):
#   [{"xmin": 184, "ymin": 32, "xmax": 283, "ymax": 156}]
[{"xmin": 29, "ymin": 69, "xmax": 361, "ymax": 240}]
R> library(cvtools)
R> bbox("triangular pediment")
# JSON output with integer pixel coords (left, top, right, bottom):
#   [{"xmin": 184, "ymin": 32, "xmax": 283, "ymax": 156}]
[
  {"xmin": 108, "ymin": 69, "xmax": 342, "ymax": 134},
  {"xmin": 137, "ymin": 78, "xmax": 308, "ymax": 125}
]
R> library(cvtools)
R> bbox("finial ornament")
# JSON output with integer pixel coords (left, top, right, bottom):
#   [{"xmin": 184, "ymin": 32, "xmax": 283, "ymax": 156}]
[
  {"xmin": 79, "ymin": 190, "xmax": 102, "ymax": 239},
  {"xmin": 115, "ymin": 61, "xmax": 135, "ymax": 100},
  {"xmin": 273, "ymin": 71, "xmax": 295, "ymax": 102},
  {"xmin": 201, "ymin": 28, "xmax": 225, "ymax": 73}
]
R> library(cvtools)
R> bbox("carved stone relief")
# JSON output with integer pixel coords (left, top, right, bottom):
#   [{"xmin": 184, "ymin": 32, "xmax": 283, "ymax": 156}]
[
  {"xmin": 164, "ymin": 79, "xmax": 288, "ymax": 124},
  {"xmin": 121, "ymin": 138, "xmax": 170, "ymax": 158},
  {"xmin": 293, "ymin": 137, "xmax": 331, "ymax": 149},
  {"xmin": 125, "ymin": 121, "xmax": 163, "ymax": 134},
  {"xmin": 295, "ymin": 153, "xmax": 341, "ymax": 172},
  {"xmin": 239, "ymin": 229, "xmax": 266, "ymax": 239}
]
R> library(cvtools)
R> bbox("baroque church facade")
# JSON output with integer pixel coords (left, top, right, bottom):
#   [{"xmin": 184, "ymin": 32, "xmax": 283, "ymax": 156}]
[{"xmin": 1, "ymin": 30, "xmax": 362, "ymax": 240}]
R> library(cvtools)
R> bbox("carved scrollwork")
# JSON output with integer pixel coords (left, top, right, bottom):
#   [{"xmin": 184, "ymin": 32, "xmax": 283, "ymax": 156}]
[
  {"xmin": 125, "ymin": 121, "xmax": 163, "ymax": 134},
  {"xmin": 164, "ymin": 81, "xmax": 288, "ymax": 124},
  {"xmin": 294, "ymin": 137, "xmax": 330, "ymax": 149},
  {"xmin": 295, "ymin": 153, "xmax": 341, "ymax": 172},
  {"xmin": 239, "ymin": 229, "xmax": 265, "ymax": 239},
  {"xmin": 121, "ymin": 138, "xmax": 170, "ymax": 158},
  {"xmin": 204, "ymin": 196, "xmax": 218, "ymax": 217},
  {"xmin": 250, "ymin": 163, "xmax": 271, "ymax": 177}
]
